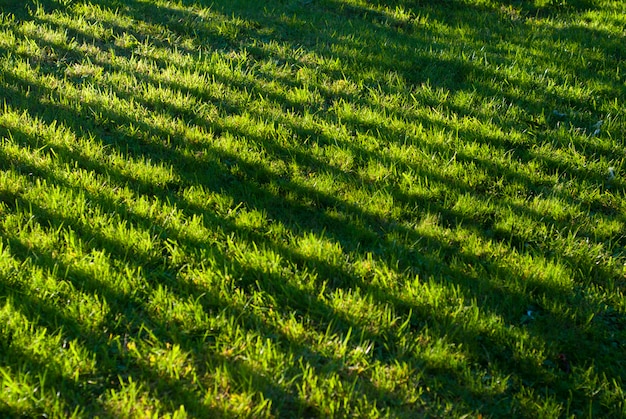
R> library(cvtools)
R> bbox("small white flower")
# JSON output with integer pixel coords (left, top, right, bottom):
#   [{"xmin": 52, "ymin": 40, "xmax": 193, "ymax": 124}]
[{"xmin": 608, "ymin": 167, "xmax": 615, "ymax": 180}]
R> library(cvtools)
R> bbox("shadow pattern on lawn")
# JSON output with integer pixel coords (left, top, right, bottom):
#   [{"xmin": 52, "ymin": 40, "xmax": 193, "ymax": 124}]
[{"xmin": 0, "ymin": 0, "xmax": 625, "ymax": 417}]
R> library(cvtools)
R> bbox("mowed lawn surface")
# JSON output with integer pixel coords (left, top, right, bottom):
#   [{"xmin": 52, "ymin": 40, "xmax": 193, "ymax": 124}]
[{"xmin": 0, "ymin": 0, "xmax": 625, "ymax": 417}]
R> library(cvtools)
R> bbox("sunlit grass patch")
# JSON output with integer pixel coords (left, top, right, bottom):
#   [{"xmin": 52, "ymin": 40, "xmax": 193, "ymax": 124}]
[{"xmin": 0, "ymin": 0, "xmax": 625, "ymax": 417}]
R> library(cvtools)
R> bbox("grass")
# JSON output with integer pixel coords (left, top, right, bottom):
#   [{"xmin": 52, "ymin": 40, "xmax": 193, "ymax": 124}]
[{"xmin": 0, "ymin": 0, "xmax": 625, "ymax": 416}]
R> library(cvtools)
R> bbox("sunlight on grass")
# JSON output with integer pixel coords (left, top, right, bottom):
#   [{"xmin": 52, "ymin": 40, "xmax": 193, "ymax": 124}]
[{"xmin": 0, "ymin": 0, "xmax": 625, "ymax": 417}]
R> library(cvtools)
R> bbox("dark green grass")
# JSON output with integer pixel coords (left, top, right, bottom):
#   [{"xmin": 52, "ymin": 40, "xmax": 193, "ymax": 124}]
[{"xmin": 0, "ymin": 0, "xmax": 625, "ymax": 417}]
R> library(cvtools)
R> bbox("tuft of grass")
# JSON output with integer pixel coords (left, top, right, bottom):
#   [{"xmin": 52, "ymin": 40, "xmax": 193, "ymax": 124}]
[{"xmin": 0, "ymin": 0, "xmax": 625, "ymax": 417}]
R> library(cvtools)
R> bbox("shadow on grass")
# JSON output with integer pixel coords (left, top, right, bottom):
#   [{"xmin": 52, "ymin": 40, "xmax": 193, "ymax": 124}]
[{"xmin": 0, "ymin": 0, "xmax": 624, "ymax": 417}]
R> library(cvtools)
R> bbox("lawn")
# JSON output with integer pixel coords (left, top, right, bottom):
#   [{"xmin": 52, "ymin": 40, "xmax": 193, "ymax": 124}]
[{"xmin": 0, "ymin": 0, "xmax": 624, "ymax": 417}]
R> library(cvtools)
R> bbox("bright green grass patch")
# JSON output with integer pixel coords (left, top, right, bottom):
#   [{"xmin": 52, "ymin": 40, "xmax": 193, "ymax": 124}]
[{"xmin": 0, "ymin": 0, "xmax": 625, "ymax": 417}]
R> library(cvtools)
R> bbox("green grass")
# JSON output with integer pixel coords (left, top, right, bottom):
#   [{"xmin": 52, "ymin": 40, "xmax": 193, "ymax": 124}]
[{"xmin": 0, "ymin": 0, "xmax": 625, "ymax": 417}]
